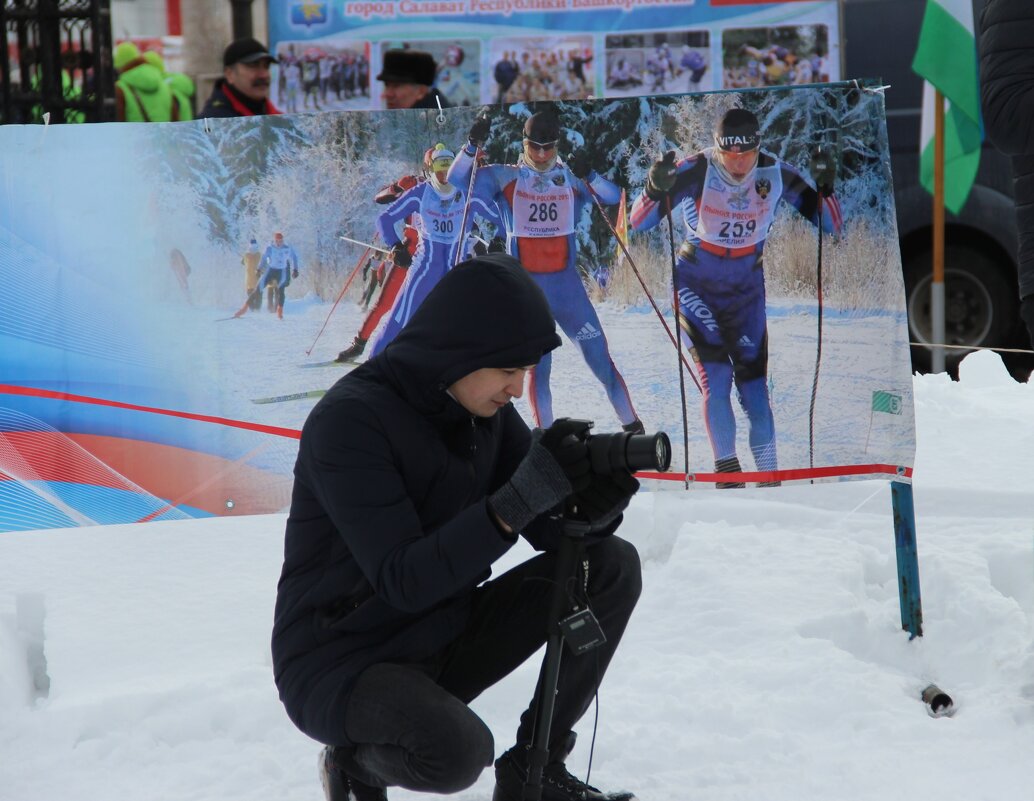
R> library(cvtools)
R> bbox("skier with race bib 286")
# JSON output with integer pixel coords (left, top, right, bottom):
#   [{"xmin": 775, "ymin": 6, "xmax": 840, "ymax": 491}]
[
  {"xmin": 448, "ymin": 109, "xmax": 643, "ymax": 434},
  {"xmin": 630, "ymin": 107, "xmax": 841, "ymax": 486}
]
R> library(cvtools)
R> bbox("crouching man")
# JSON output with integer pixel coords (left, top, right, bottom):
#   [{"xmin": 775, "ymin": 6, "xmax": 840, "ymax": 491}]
[{"xmin": 272, "ymin": 253, "xmax": 642, "ymax": 801}]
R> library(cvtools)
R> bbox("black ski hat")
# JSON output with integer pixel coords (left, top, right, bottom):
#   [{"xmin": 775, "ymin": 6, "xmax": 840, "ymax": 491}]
[
  {"xmin": 715, "ymin": 108, "xmax": 761, "ymax": 152},
  {"xmin": 524, "ymin": 112, "xmax": 561, "ymax": 144}
]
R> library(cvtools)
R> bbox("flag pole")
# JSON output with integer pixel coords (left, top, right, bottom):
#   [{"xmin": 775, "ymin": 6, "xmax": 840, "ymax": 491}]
[{"xmin": 931, "ymin": 88, "xmax": 946, "ymax": 373}]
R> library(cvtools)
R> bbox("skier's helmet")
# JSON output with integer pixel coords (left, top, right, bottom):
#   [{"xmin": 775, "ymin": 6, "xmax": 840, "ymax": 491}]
[
  {"xmin": 713, "ymin": 108, "xmax": 761, "ymax": 183},
  {"xmin": 522, "ymin": 111, "xmax": 561, "ymax": 172},
  {"xmin": 424, "ymin": 143, "xmax": 455, "ymax": 190}
]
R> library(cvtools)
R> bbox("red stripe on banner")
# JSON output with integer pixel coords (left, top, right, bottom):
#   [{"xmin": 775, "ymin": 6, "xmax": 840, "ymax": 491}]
[
  {"xmin": 638, "ymin": 463, "xmax": 913, "ymax": 483},
  {"xmin": 0, "ymin": 432, "xmax": 294, "ymax": 517},
  {"xmin": 0, "ymin": 384, "xmax": 301, "ymax": 440}
]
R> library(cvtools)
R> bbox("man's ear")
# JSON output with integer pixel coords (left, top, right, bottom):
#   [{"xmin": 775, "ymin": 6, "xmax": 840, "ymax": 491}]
[{"xmin": 224, "ymin": 65, "xmax": 235, "ymax": 84}]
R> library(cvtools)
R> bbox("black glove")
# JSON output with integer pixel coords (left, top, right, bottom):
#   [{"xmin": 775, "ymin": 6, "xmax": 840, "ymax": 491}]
[
  {"xmin": 488, "ymin": 235, "xmax": 506, "ymax": 253},
  {"xmin": 646, "ymin": 150, "xmax": 678, "ymax": 200},
  {"xmin": 809, "ymin": 145, "xmax": 836, "ymax": 198},
  {"xmin": 1021, "ymin": 294, "xmax": 1034, "ymax": 349},
  {"xmin": 569, "ymin": 469, "xmax": 640, "ymax": 533},
  {"xmin": 489, "ymin": 424, "xmax": 582, "ymax": 535},
  {"xmin": 292, "ymin": 268, "xmax": 299, "ymax": 279},
  {"xmin": 565, "ymin": 152, "xmax": 592, "ymax": 182},
  {"xmin": 468, "ymin": 115, "xmax": 491, "ymax": 148},
  {"xmin": 472, "ymin": 238, "xmax": 488, "ymax": 256},
  {"xmin": 389, "ymin": 241, "xmax": 412, "ymax": 269},
  {"xmin": 537, "ymin": 418, "xmax": 593, "ymax": 494}
]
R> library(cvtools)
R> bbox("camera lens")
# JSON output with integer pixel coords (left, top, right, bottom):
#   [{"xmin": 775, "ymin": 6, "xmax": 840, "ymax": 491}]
[
  {"xmin": 626, "ymin": 432, "xmax": 671, "ymax": 472},
  {"xmin": 586, "ymin": 431, "xmax": 672, "ymax": 473}
]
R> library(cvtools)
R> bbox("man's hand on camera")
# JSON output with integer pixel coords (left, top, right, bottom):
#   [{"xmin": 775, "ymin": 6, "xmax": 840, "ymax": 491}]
[
  {"xmin": 538, "ymin": 418, "xmax": 592, "ymax": 493},
  {"xmin": 389, "ymin": 242, "xmax": 412, "ymax": 269},
  {"xmin": 488, "ymin": 425, "xmax": 579, "ymax": 537},
  {"xmin": 570, "ymin": 469, "xmax": 640, "ymax": 533}
]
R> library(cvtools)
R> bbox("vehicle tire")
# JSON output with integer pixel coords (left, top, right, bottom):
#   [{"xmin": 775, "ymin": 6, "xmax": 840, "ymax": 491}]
[{"xmin": 903, "ymin": 243, "xmax": 1018, "ymax": 377}]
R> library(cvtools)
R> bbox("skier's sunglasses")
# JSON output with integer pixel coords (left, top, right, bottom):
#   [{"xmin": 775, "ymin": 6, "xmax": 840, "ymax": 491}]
[{"xmin": 524, "ymin": 138, "xmax": 558, "ymax": 153}]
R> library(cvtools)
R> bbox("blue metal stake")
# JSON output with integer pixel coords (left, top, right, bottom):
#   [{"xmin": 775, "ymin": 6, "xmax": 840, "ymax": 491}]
[{"xmin": 891, "ymin": 480, "xmax": 923, "ymax": 638}]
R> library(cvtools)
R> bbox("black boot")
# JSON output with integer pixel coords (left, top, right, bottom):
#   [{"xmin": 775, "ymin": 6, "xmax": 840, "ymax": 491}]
[
  {"xmin": 318, "ymin": 746, "xmax": 387, "ymax": 801},
  {"xmin": 492, "ymin": 733, "xmax": 637, "ymax": 801},
  {"xmin": 714, "ymin": 455, "xmax": 746, "ymax": 489},
  {"xmin": 621, "ymin": 419, "xmax": 645, "ymax": 435},
  {"xmin": 335, "ymin": 336, "xmax": 367, "ymax": 363}
]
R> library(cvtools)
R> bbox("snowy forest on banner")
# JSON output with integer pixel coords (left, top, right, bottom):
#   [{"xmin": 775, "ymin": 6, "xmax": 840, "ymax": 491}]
[{"xmin": 145, "ymin": 80, "xmax": 913, "ymax": 483}]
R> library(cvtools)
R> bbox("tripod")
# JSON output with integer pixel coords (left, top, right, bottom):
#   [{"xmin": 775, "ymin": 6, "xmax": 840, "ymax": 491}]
[{"xmin": 522, "ymin": 517, "xmax": 606, "ymax": 801}]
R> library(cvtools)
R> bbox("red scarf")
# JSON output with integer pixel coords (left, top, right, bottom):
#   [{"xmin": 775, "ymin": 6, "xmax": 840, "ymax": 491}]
[{"xmin": 223, "ymin": 82, "xmax": 281, "ymax": 116}]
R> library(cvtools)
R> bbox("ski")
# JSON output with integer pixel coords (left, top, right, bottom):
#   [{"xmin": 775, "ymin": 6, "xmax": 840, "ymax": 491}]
[
  {"xmin": 299, "ymin": 359, "xmax": 351, "ymax": 369},
  {"xmin": 251, "ymin": 389, "xmax": 327, "ymax": 404}
]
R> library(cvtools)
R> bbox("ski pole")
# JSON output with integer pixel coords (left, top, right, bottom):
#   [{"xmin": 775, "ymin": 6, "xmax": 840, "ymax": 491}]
[
  {"xmin": 306, "ymin": 242, "xmax": 376, "ymax": 356},
  {"xmin": 664, "ymin": 194, "xmax": 693, "ymax": 482},
  {"xmin": 338, "ymin": 234, "xmax": 392, "ymax": 255},
  {"xmin": 809, "ymin": 203, "xmax": 825, "ymax": 473},
  {"xmin": 454, "ymin": 138, "xmax": 484, "ymax": 267},
  {"xmin": 586, "ymin": 185, "xmax": 701, "ymax": 392}
]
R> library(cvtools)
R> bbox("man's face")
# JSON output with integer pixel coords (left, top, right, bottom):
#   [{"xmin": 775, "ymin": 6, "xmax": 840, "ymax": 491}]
[
  {"xmin": 715, "ymin": 146, "xmax": 759, "ymax": 182},
  {"xmin": 448, "ymin": 366, "xmax": 533, "ymax": 417},
  {"xmin": 382, "ymin": 81, "xmax": 429, "ymax": 109},
  {"xmin": 274, "ymin": 234, "xmax": 284, "ymax": 246},
  {"xmin": 523, "ymin": 138, "xmax": 558, "ymax": 171},
  {"xmin": 225, "ymin": 59, "xmax": 273, "ymax": 102}
]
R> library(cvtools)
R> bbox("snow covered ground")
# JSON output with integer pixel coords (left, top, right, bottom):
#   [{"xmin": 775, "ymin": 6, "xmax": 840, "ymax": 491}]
[{"xmin": 1, "ymin": 349, "xmax": 1031, "ymax": 801}]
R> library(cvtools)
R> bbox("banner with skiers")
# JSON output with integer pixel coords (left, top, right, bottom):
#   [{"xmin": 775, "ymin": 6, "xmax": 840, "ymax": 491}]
[
  {"xmin": 266, "ymin": 0, "xmax": 840, "ymax": 110},
  {"xmin": 0, "ymin": 80, "xmax": 915, "ymax": 531}
]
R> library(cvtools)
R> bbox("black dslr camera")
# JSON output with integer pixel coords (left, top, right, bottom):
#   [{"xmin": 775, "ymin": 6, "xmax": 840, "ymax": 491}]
[{"xmin": 565, "ymin": 419, "xmax": 672, "ymax": 474}]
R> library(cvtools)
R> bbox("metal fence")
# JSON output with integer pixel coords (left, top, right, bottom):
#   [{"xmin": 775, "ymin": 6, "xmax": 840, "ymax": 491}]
[{"xmin": 1, "ymin": 0, "xmax": 116, "ymax": 124}]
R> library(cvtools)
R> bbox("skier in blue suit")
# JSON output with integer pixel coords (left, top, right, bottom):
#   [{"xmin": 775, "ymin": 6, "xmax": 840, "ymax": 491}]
[
  {"xmin": 630, "ymin": 107, "xmax": 841, "ymax": 485},
  {"xmin": 448, "ymin": 110, "xmax": 642, "ymax": 433}
]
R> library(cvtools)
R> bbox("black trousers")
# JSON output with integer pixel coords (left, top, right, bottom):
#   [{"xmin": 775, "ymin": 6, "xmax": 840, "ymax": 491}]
[{"xmin": 337, "ymin": 535, "xmax": 642, "ymax": 794}]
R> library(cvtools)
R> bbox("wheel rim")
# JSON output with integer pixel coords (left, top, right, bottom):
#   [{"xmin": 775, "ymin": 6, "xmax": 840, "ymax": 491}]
[{"xmin": 907, "ymin": 268, "xmax": 995, "ymax": 348}]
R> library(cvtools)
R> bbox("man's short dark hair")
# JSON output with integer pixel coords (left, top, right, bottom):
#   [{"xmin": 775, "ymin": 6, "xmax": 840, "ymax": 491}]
[
  {"xmin": 376, "ymin": 49, "xmax": 437, "ymax": 86},
  {"xmin": 223, "ymin": 38, "xmax": 279, "ymax": 68}
]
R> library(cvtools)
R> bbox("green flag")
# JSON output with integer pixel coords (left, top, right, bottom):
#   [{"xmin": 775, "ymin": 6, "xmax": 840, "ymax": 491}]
[{"xmin": 912, "ymin": 0, "xmax": 982, "ymax": 214}]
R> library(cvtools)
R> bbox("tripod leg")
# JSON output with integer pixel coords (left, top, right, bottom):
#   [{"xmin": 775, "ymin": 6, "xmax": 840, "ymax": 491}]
[{"xmin": 523, "ymin": 533, "xmax": 585, "ymax": 801}]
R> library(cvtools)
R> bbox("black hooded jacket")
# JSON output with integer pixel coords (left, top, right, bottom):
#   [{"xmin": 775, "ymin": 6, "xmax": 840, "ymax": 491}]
[
  {"xmin": 980, "ymin": 0, "xmax": 1034, "ymax": 300},
  {"xmin": 272, "ymin": 254, "xmax": 562, "ymax": 743}
]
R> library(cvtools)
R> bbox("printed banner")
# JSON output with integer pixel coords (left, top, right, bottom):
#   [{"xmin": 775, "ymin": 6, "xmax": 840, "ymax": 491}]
[
  {"xmin": 266, "ymin": 0, "xmax": 840, "ymax": 109},
  {"xmin": 0, "ymin": 81, "xmax": 915, "ymax": 531}
]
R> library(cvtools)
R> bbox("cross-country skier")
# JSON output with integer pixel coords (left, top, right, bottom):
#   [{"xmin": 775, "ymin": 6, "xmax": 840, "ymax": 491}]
[
  {"xmin": 630, "ymin": 107, "xmax": 841, "ymax": 485},
  {"xmin": 254, "ymin": 232, "xmax": 300, "ymax": 319},
  {"xmin": 335, "ymin": 156, "xmax": 503, "ymax": 364},
  {"xmin": 447, "ymin": 109, "xmax": 643, "ymax": 433},
  {"xmin": 242, "ymin": 237, "xmax": 263, "ymax": 310},
  {"xmin": 335, "ymin": 175, "xmax": 422, "ymax": 362},
  {"xmin": 366, "ymin": 144, "xmax": 469, "ymax": 357}
]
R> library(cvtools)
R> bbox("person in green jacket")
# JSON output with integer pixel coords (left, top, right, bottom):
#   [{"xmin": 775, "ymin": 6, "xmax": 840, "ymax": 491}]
[
  {"xmin": 142, "ymin": 50, "xmax": 195, "ymax": 121},
  {"xmin": 114, "ymin": 42, "xmax": 182, "ymax": 122}
]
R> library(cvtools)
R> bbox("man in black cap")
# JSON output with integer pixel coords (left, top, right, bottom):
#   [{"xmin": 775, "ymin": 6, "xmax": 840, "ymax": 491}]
[
  {"xmin": 199, "ymin": 37, "xmax": 280, "ymax": 118},
  {"xmin": 630, "ymin": 107, "xmax": 841, "ymax": 487},
  {"xmin": 272, "ymin": 252, "xmax": 641, "ymax": 801},
  {"xmin": 377, "ymin": 48, "xmax": 451, "ymax": 110}
]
